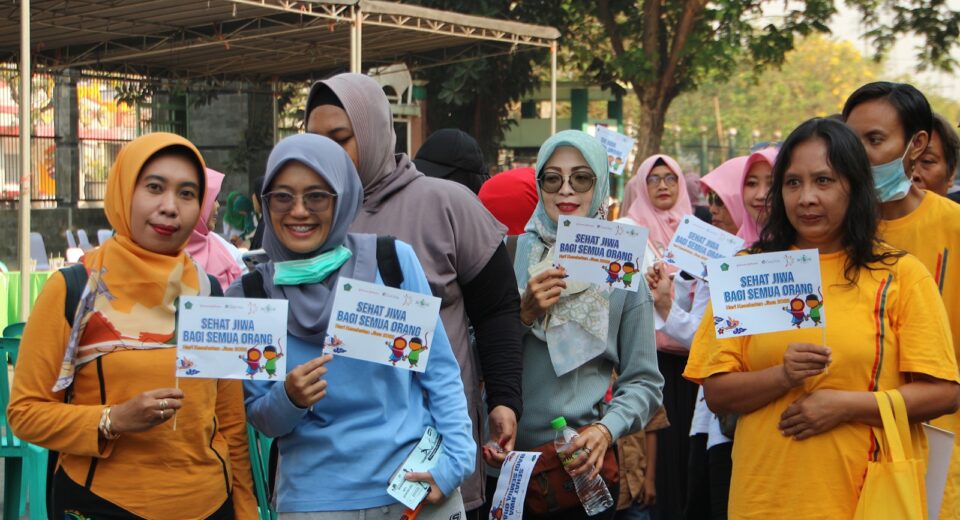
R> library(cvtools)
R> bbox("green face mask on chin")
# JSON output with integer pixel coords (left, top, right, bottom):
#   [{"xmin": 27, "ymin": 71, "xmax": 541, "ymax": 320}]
[{"xmin": 272, "ymin": 245, "xmax": 353, "ymax": 285}]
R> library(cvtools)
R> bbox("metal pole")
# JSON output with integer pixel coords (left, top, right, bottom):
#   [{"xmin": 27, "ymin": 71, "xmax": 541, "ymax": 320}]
[
  {"xmin": 349, "ymin": 7, "xmax": 357, "ymax": 72},
  {"xmin": 356, "ymin": 7, "xmax": 362, "ymax": 73},
  {"xmin": 271, "ymin": 81, "xmax": 278, "ymax": 144},
  {"xmin": 550, "ymin": 40, "xmax": 557, "ymax": 135},
  {"xmin": 350, "ymin": 6, "xmax": 362, "ymax": 73},
  {"xmin": 19, "ymin": 0, "xmax": 32, "ymax": 320}
]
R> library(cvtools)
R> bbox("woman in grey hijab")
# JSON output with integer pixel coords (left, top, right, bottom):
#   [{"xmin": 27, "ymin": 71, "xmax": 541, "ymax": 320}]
[
  {"xmin": 305, "ymin": 73, "xmax": 524, "ymax": 517},
  {"xmin": 228, "ymin": 133, "xmax": 475, "ymax": 517}
]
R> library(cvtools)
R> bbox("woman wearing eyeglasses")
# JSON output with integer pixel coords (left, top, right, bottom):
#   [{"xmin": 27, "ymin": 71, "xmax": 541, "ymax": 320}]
[
  {"xmin": 642, "ymin": 157, "xmax": 749, "ymax": 520},
  {"xmin": 504, "ymin": 130, "xmax": 663, "ymax": 520},
  {"xmin": 232, "ymin": 133, "xmax": 475, "ymax": 516},
  {"xmin": 619, "ymin": 154, "xmax": 696, "ymax": 519}
]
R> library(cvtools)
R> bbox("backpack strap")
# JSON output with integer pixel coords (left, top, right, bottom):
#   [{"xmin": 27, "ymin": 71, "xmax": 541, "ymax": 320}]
[
  {"xmin": 61, "ymin": 264, "xmax": 88, "ymax": 327},
  {"xmin": 505, "ymin": 235, "xmax": 519, "ymax": 264},
  {"xmin": 376, "ymin": 236, "xmax": 404, "ymax": 289},
  {"xmin": 241, "ymin": 271, "xmax": 268, "ymax": 299}
]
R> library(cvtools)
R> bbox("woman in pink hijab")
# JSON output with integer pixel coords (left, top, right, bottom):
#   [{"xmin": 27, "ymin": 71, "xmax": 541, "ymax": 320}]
[
  {"xmin": 737, "ymin": 147, "xmax": 779, "ymax": 246},
  {"xmin": 621, "ymin": 153, "xmax": 695, "ymax": 520},
  {"xmin": 186, "ymin": 168, "xmax": 242, "ymax": 290},
  {"xmin": 622, "ymin": 154, "xmax": 693, "ymax": 257},
  {"xmin": 700, "ymin": 156, "xmax": 750, "ymax": 235}
]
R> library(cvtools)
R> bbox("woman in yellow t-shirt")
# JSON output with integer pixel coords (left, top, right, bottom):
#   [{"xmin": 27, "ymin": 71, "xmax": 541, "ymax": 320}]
[{"xmin": 684, "ymin": 117, "xmax": 960, "ymax": 519}]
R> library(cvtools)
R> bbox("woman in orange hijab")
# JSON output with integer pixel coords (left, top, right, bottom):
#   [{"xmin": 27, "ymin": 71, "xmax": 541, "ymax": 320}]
[{"xmin": 9, "ymin": 133, "xmax": 256, "ymax": 519}]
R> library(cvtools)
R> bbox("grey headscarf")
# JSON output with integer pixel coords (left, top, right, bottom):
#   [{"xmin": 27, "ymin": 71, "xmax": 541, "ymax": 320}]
[
  {"xmin": 306, "ymin": 73, "xmax": 397, "ymax": 200},
  {"xmin": 234, "ymin": 133, "xmax": 377, "ymax": 344}
]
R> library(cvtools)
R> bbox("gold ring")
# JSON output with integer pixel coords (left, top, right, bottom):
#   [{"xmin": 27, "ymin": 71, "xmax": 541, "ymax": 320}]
[
  {"xmin": 159, "ymin": 409, "xmax": 166, "ymax": 420},
  {"xmin": 159, "ymin": 399, "xmax": 168, "ymax": 410}
]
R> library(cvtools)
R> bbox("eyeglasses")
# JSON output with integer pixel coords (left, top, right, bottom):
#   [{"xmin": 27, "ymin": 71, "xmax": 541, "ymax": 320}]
[
  {"xmin": 706, "ymin": 192, "xmax": 724, "ymax": 207},
  {"xmin": 263, "ymin": 190, "xmax": 338, "ymax": 214},
  {"xmin": 538, "ymin": 172, "xmax": 597, "ymax": 193},
  {"xmin": 646, "ymin": 173, "xmax": 679, "ymax": 187}
]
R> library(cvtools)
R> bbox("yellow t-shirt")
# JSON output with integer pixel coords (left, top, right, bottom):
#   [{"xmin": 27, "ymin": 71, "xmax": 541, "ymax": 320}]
[
  {"xmin": 879, "ymin": 190, "xmax": 960, "ymax": 519},
  {"xmin": 684, "ymin": 249, "xmax": 958, "ymax": 520}
]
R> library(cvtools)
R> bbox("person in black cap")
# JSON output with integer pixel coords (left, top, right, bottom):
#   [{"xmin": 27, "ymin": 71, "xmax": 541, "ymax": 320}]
[{"xmin": 414, "ymin": 128, "xmax": 490, "ymax": 194}]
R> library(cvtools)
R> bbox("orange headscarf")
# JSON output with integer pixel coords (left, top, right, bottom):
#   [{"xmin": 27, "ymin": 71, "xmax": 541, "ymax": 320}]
[{"xmin": 54, "ymin": 133, "xmax": 212, "ymax": 391}]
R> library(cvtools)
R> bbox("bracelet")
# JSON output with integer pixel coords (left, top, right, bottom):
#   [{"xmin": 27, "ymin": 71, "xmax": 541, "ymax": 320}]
[
  {"xmin": 99, "ymin": 406, "xmax": 120, "ymax": 440},
  {"xmin": 592, "ymin": 422, "xmax": 613, "ymax": 444}
]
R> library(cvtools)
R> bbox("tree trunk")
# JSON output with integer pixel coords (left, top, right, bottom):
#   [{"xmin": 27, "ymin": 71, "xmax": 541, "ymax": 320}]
[{"xmin": 630, "ymin": 86, "xmax": 669, "ymax": 176}]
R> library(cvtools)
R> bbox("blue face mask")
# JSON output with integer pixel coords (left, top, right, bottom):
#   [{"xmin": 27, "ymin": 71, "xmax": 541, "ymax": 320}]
[
  {"xmin": 273, "ymin": 245, "xmax": 353, "ymax": 286},
  {"xmin": 871, "ymin": 136, "xmax": 915, "ymax": 203}
]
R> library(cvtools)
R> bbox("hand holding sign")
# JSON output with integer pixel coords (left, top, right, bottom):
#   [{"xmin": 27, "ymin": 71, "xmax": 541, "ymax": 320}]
[
  {"xmin": 781, "ymin": 343, "xmax": 832, "ymax": 387},
  {"xmin": 110, "ymin": 387, "xmax": 184, "ymax": 433},
  {"xmin": 283, "ymin": 354, "xmax": 333, "ymax": 408},
  {"xmin": 520, "ymin": 267, "xmax": 568, "ymax": 325}
]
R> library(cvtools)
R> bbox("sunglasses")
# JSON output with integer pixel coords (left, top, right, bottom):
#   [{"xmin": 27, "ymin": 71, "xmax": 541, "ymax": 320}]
[
  {"xmin": 538, "ymin": 172, "xmax": 597, "ymax": 194},
  {"xmin": 263, "ymin": 190, "xmax": 338, "ymax": 214}
]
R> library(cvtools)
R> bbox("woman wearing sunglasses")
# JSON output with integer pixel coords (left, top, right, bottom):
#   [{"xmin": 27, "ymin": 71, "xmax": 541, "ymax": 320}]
[{"xmin": 500, "ymin": 130, "xmax": 663, "ymax": 520}]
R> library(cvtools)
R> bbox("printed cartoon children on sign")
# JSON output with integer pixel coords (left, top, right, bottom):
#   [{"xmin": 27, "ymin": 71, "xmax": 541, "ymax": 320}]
[
  {"xmin": 262, "ymin": 340, "xmax": 284, "ymax": 379},
  {"xmin": 621, "ymin": 262, "xmax": 638, "ymax": 288},
  {"xmin": 806, "ymin": 290, "xmax": 824, "ymax": 325},
  {"xmin": 407, "ymin": 334, "xmax": 429, "ymax": 368},
  {"xmin": 781, "ymin": 288, "xmax": 824, "ymax": 329},
  {"xmin": 784, "ymin": 296, "xmax": 807, "ymax": 329},
  {"xmin": 387, "ymin": 337, "xmax": 407, "ymax": 366},
  {"xmin": 240, "ymin": 347, "xmax": 262, "ymax": 379},
  {"xmin": 602, "ymin": 261, "xmax": 622, "ymax": 286}
]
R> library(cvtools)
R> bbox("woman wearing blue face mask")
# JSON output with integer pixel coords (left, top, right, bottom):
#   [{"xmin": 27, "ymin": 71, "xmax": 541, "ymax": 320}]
[
  {"xmin": 844, "ymin": 81, "xmax": 960, "ymax": 519},
  {"xmin": 229, "ymin": 133, "xmax": 475, "ymax": 517}
]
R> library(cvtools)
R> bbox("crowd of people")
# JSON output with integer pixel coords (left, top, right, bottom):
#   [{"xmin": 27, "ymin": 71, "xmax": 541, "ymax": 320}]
[{"xmin": 5, "ymin": 76, "xmax": 960, "ymax": 520}]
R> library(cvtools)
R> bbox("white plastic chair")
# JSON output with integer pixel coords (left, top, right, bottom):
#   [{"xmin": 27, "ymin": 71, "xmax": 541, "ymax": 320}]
[
  {"xmin": 29, "ymin": 233, "xmax": 50, "ymax": 270},
  {"xmin": 76, "ymin": 230, "xmax": 93, "ymax": 252},
  {"xmin": 65, "ymin": 248, "xmax": 84, "ymax": 265},
  {"xmin": 97, "ymin": 229, "xmax": 113, "ymax": 246},
  {"xmin": 64, "ymin": 230, "xmax": 77, "ymax": 249}
]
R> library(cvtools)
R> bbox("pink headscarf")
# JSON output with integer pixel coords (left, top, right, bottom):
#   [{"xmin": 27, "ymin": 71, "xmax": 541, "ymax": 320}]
[
  {"xmin": 737, "ymin": 147, "xmax": 779, "ymax": 246},
  {"xmin": 624, "ymin": 154, "xmax": 693, "ymax": 254},
  {"xmin": 186, "ymin": 168, "xmax": 241, "ymax": 290},
  {"xmin": 700, "ymin": 156, "xmax": 749, "ymax": 231}
]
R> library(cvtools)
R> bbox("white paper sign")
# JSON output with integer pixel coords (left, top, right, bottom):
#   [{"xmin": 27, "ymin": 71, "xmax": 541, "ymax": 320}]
[
  {"xmin": 595, "ymin": 125, "xmax": 636, "ymax": 176},
  {"xmin": 387, "ymin": 426, "xmax": 443, "ymax": 509},
  {"xmin": 663, "ymin": 215, "xmax": 745, "ymax": 279},
  {"xmin": 706, "ymin": 249, "xmax": 824, "ymax": 338},
  {"xmin": 488, "ymin": 451, "xmax": 542, "ymax": 520},
  {"xmin": 924, "ymin": 423, "xmax": 954, "ymax": 519},
  {"xmin": 554, "ymin": 216, "xmax": 649, "ymax": 292},
  {"xmin": 177, "ymin": 296, "xmax": 289, "ymax": 380},
  {"xmin": 327, "ymin": 277, "xmax": 442, "ymax": 372}
]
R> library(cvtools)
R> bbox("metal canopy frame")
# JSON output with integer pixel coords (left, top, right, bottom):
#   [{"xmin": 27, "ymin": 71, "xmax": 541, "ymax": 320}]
[{"xmin": 7, "ymin": 0, "xmax": 559, "ymax": 318}]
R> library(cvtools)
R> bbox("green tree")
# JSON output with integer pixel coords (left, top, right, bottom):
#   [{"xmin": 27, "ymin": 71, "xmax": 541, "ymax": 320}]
[
  {"xmin": 407, "ymin": 0, "xmax": 564, "ymax": 161},
  {"xmin": 657, "ymin": 35, "xmax": 881, "ymax": 166},
  {"xmin": 563, "ymin": 0, "xmax": 960, "ymax": 165}
]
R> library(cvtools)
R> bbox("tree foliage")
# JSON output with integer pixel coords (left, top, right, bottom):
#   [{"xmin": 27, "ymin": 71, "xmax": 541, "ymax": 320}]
[
  {"xmin": 406, "ymin": 0, "xmax": 564, "ymax": 162},
  {"xmin": 409, "ymin": 0, "xmax": 960, "ymax": 164}
]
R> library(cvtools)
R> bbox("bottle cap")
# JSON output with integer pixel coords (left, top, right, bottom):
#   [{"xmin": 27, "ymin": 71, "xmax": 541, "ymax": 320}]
[{"xmin": 550, "ymin": 416, "xmax": 567, "ymax": 430}]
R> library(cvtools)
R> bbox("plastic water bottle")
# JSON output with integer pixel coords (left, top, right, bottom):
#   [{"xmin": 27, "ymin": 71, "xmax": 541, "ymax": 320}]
[{"xmin": 551, "ymin": 416, "xmax": 614, "ymax": 515}]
